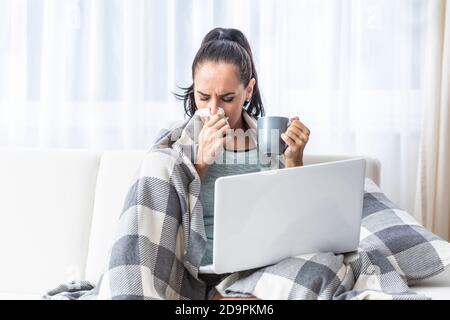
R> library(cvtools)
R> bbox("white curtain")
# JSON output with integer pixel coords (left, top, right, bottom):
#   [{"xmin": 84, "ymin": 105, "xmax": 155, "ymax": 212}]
[
  {"xmin": 415, "ymin": 0, "xmax": 450, "ymax": 240},
  {"xmin": 0, "ymin": 0, "xmax": 440, "ymax": 215}
]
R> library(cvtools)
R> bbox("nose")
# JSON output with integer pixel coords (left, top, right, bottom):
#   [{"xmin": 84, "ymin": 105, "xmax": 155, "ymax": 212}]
[{"xmin": 209, "ymin": 104, "xmax": 221, "ymax": 115}]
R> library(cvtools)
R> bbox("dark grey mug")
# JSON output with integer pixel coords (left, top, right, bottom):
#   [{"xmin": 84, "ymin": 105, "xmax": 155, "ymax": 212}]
[{"xmin": 257, "ymin": 116, "xmax": 290, "ymax": 156}]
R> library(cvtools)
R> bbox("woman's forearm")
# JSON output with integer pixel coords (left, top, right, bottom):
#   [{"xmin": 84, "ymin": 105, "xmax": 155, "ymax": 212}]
[
  {"xmin": 285, "ymin": 155, "xmax": 303, "ymax": 168},
  {"xmin": 195, "ymin": 163, "xmax": 209, "ymax": 181}
]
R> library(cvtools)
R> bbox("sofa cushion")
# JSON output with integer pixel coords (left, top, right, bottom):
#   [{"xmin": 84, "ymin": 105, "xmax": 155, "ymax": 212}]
[
  {"xmin": 0, "ymin": 148, "xmax": 100, "ymax": 295},
  {"xmin": 0, "ymin": 292, "xmax": 43, "ymax": 300}
]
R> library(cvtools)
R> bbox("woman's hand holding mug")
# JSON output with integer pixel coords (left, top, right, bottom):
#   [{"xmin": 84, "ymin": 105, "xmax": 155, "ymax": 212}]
[
  {"xmin": 281, "ymin": 116, "xmax": 310, "ymax": 167},
  {"xmin": 257, "ymin": 115, "xmax": 310, "ymax": 168}
]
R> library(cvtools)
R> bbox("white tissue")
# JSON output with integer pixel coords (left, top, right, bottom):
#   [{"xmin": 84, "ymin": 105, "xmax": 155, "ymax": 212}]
[{"xmin": 195, "ymin": 107, "xmax": 225, "ymax": 117}]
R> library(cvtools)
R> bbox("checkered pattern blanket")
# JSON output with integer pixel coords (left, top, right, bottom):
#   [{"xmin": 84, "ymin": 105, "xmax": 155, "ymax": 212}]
[{"xmin": 43, "ymin": 111, "xmax": 450, "ymax": 300}]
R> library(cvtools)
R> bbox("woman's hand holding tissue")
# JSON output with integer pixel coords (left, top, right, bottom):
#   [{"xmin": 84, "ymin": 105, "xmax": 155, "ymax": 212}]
[{"xmin": 195, "ymin": 112, "xmax": 230, "ymax": 179}]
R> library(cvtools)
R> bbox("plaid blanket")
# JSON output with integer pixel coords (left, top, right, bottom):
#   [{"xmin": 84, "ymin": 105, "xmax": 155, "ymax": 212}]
[{"xmin": 43, "ymin": 110, "xmax": 450, "ymax": 300}]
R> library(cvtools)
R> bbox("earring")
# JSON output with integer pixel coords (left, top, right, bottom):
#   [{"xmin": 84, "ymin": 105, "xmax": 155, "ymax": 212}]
[{"xmin": 243, "ymin": 98, "xmax": 251, "ymax": 109}]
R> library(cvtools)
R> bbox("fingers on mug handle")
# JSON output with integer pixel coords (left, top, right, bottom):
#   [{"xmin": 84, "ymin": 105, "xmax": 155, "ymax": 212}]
[
  {"xmin": 280, "ymin": 132, "xmax": 289, "ymax": 154},
  {"xmin": 282, "ymin": 142, "xmax": 289, "ymax": 154},
  {"xmin": 289, "ymin": 116, "xmax": 299, "ymax": 126}
]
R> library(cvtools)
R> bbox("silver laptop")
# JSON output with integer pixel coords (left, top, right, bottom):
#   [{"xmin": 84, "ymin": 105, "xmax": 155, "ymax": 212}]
[{"xmin": 199, "ymin": 158, "xmax": 366, "ymax": 274}]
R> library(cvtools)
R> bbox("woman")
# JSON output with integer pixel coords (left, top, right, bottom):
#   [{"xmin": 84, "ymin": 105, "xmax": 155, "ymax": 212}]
[{"xmin": 177, "ymin": 27, "xmax": 310, "ymax": 299}]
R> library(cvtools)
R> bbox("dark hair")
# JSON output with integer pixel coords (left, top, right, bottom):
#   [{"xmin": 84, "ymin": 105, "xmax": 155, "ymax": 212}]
[{"xmin": 174, "ymin": 28, "xmax": 265, "ymax": 119}]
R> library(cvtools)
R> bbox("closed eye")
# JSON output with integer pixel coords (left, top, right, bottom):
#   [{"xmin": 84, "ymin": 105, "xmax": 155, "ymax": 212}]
[
  {"xmin": 197, "ymin": 90, "xmax": 235, "ymax": 102},
  {"xmin": 199, "ymin": 97, "xmax": 234, "ymax": 102}
]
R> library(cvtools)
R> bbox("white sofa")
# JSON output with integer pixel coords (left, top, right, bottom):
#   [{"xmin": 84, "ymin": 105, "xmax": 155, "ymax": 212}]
[{"xmin": 0, "ymin": 147, "xmax": 449, "ymax": 300}]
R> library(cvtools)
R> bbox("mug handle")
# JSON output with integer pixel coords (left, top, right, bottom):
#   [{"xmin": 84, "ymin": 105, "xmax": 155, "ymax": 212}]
[{"xmin": 281, "ymin": 118, "xmax": 293, "ymax": 154}]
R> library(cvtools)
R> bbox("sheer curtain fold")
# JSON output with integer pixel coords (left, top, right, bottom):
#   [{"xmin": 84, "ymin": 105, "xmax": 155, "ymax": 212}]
[
  {"xmin": 6, "ymin": 0, "xmax": 27, "ymax": 145},
  {"xmin": 122, "ymin": 0, "xmax": 146, "ymax": 149},
  {"xmin": 38, "ymin": 0, "xmax": 66, "ymax": 147},
  {"xmin": 415, "ymin": 0, "xmax": 450, "ymax": 240},
  {"xmin": 0, "ymin": 0, "xmax": 441, "ymax": 216}
]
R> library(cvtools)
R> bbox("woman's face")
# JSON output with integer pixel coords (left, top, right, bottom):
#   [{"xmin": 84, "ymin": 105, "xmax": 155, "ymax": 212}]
[{"xmin": 193, "ymin": 62, "xmax": 255, "ymax": 129}]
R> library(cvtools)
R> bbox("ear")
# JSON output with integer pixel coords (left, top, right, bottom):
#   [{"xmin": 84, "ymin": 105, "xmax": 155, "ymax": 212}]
[{"xmin": 246, "ymin": 78, "xmax": 256, "ymax": 100}]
